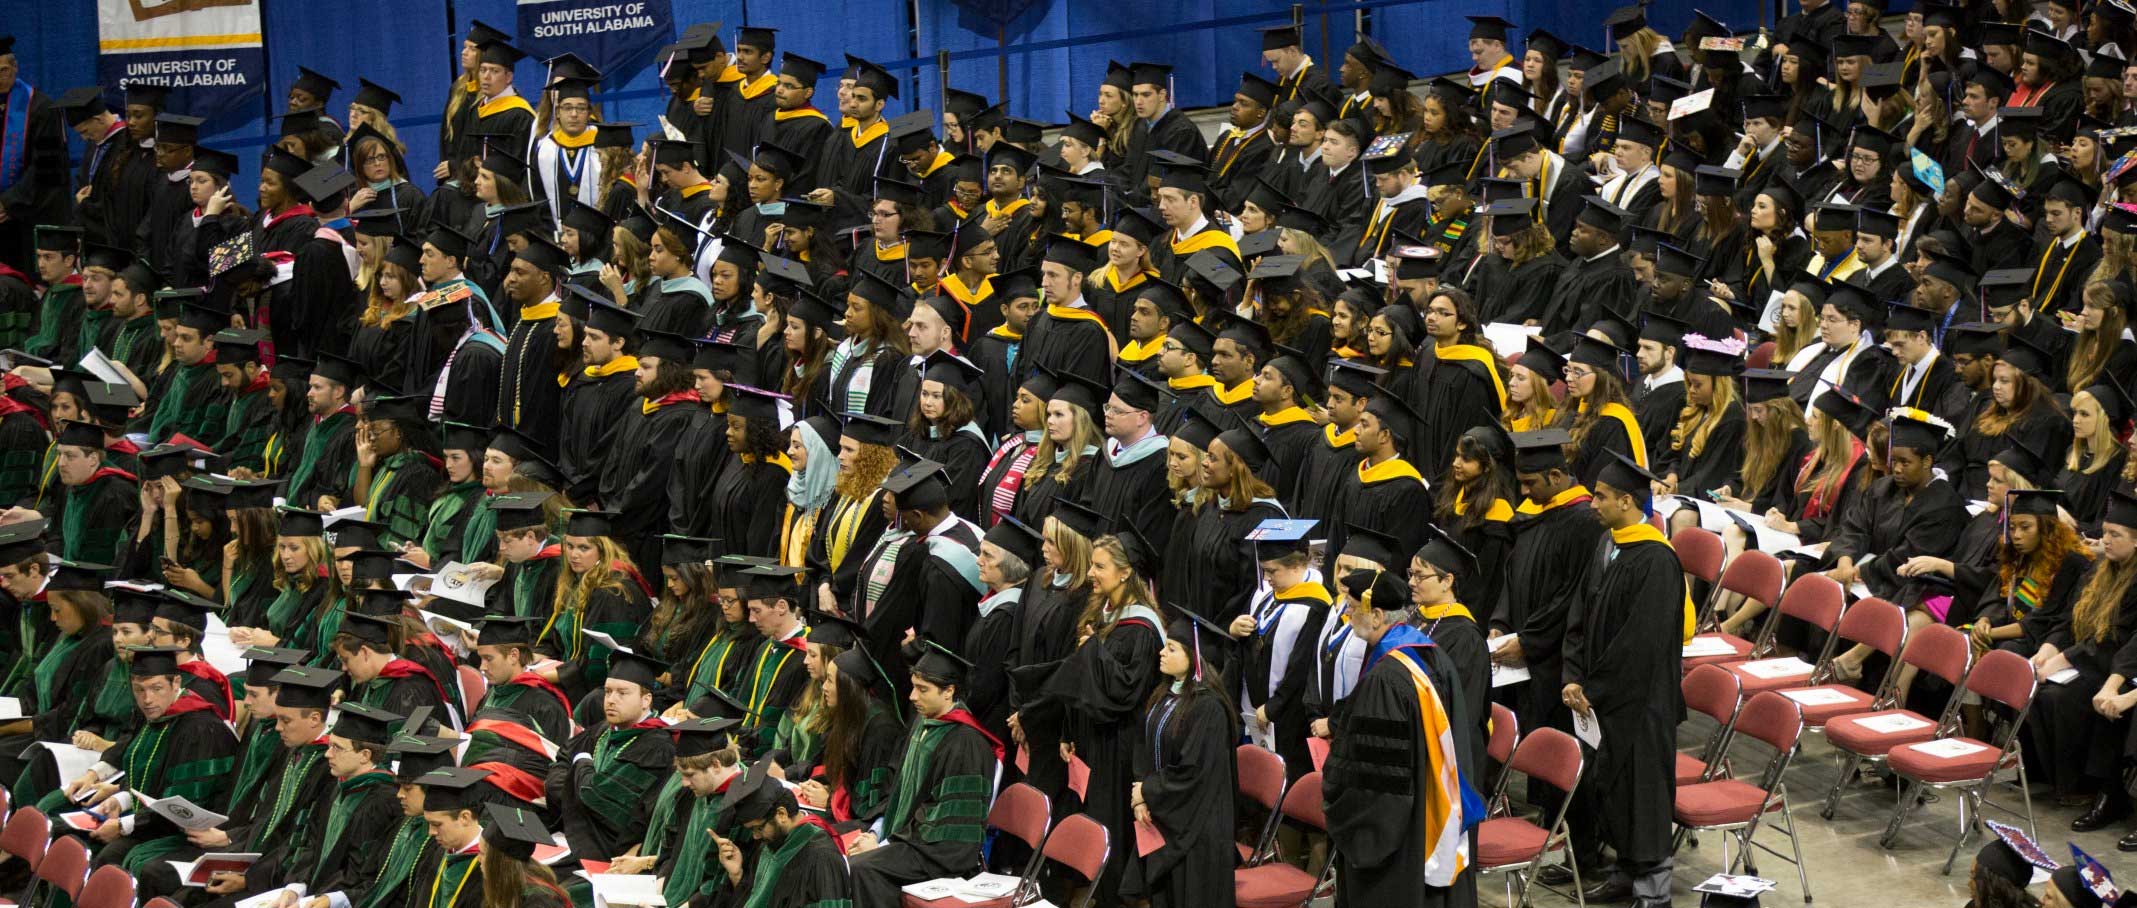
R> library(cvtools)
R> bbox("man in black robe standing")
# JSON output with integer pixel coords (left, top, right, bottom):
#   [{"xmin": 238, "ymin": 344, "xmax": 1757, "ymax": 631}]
[
  {"xmin": 1084, "ymin": 370, "xmax": 1174, "ymax": 551},
  {"xmin": 1012, "ymin": 236, "xmax": 1115, "ymax": 388},
  {"xmin": 1324, "ymin": 567, "xmax": 1485, "ymax": 908},
  {"xmin": 1121, "ymin": 62, "xmax": 1211, "ymax": 194},
  {"xmin": 495, "ymin": 236, "xmax": 565, "ymax": 453},
  {"xmin": 0, "ymin": 40, "xmax": 71, "ymax": 273},
  {"xmin": 1562, "ymin": 452, "xmax": 1687, "ymax": 907},
  {"xmin": 853, "ymin": 460, "xmax": 985, "ymax": 689}
]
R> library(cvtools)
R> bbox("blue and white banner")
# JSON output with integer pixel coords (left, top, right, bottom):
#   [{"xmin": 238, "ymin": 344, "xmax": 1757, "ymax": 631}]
[
  {"xmin": 95, "ymin": 0, "xmax": 265, "ymax": 116},
  {"xmin": 517, "ymin": 0, "xmax": 672, "ymax": 81}
]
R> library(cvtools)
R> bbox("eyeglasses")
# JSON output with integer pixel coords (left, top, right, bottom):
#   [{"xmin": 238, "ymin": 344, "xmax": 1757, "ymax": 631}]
[
  {"xmin": 869, "ymin": 209, "xmax": 897, "ymax": 220},
  {"xmin": 1563, "ymin": 366, "xmax": 1595, "ymax": 379},
  {"xmin": 1101, "ymin": 403, "xmax": 1142, "ymax": 416}
]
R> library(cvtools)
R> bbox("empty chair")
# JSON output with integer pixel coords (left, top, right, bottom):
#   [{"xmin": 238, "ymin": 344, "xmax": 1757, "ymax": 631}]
[
  {"xmin": 1818, "ymin": 623, "xmax": 1973, "ymax": 820},
  {"xmin": 1726, "ymin": 574, "xmax": 1847, "ymax": 691},
  {"xmin": 1487, "ymin": 703, "xmax": 1521, "ymax": 813},
  {"xmin": 904, "ymin": 812, "xmax": 1106, "ymax": 908},
  {"xmin": 1672, "ymin": 692, "xmax": 1813, "ymax": 902},
  {"xmin": 899, "ymin": 783, "xmax": 1053, "ymax": 908},
  {"xmin": 1235, "ymin": 745, "xmax": 1288, "ymax": 863},
  {"xmin": 1680, "ymin": 664, "xmax": 1745, "ymax": 786},
  {"xmin": 1475, "ymin": 727, "xmax": 1586, "ymax": 908},
  {"xmin": 1772, "ymin": 597, "xmax": 1906, "ymax": 732},
  {"xmin": 1673, "ymin": 526, "xmax": 1725, "ymax": 586},
  {"xmin": 1686, "ymin": 551, "xmax": 1785, "ymax": 669},
  {"xmin": 0, "ymin": 806, "xmax": 47, "ymax": 875},
  {"xmin": 28, "ymin": 834, "xmax": 87, "ymax": 908},
  {"xmin": 74, "ymin": 866, "xmax": 133, "ymax": 908},
  {"xmin": 1880, "ymin": 649, "xmax": 2041, "ymax": 873},
  {"xmin": 1235, "ymin": 772, "xmax": 1331, "ymax": 908}
]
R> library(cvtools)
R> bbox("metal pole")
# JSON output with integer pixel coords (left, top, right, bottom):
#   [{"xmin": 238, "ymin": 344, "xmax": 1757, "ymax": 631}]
[{"xmin": 937, "ymin": 49, "xmax": 951, "ymax": 123}]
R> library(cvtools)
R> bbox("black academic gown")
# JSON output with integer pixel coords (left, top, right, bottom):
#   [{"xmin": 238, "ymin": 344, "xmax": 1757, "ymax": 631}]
[
  {"xmin": 545, "ymin": 720, "xmax": 676, "ymax": 862},
  {"xmin": 1664, "ymin": 405, "xmax": 1748, "ymax": 496},
  {"xmin": 496, "ymin": 311, "xmax": 561, "ymax": 451},
  {"xmin": 1026, "ymin": 612, "xmax": 1164, "ymax": 904},
  {"xmin": 1292, "ymin": 427, "xmax": 1361, "ymax": 523},
  {"xmin": 1830, "ymin": 475, "xmax": 1969, "ymax": 602},
  {"xmin": 1326, "ymin": 457, "xmax": 1435, "ymax": 573},
  {"xmin": 1123, "ymin": 109, "xmax": 1212, "ymax": 191},
  {"xmin": 1633, "ymin": 378, "xmax": 1688, "ymax": 467},
  {"xmin": 595, "ymin": 397, "xmax": 708, "ymax": 570},
  {"xmin": 1563, "ymin": 531, "xmax": 1686, "ymax": 867},
  {"xmin": 1404, "ymin": 344, "xmax": 1505, "ymax": 475},
  {"xmin": 1012, "ymin": 302, "xmax": 1115, "ymax": 389},
  {"xmin": 558, "ymin": 366, "xmax": 638, "ymax": 501},
  {"xmin": 708, "ymin": 454, "xmax": 792, "ymax": 561},
  {"xmin": 1127, "ymin": 689, "xmax": 1237, "ymax": 908},
  {"xmin": 1494, "ymin": 494, "xmax": 1605, "ymax": 727},
  {"xmin": 1083, "ymin": 436, "xmax": 1175, "ymax": 554}
]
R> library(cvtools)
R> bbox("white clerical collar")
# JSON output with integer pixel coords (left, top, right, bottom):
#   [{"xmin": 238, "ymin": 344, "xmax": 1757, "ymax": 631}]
[
  {"xmin": 2059, "ymin": 230, "xmax": 2085, "ymax": 249},
  {"xmin": 1644, "ymin": 365, "xmax": 1684, "ymax": 390},
  {"xmin": 1173, "ymin": 214, "xmax": 1210, "ymax": 245}
]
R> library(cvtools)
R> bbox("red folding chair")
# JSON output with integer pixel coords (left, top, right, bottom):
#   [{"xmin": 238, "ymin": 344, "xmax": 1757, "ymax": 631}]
[
  {"xmin": 908, "ymin": 813, "xmax": 1107, "ymax": 908},
  {"xmin": 1673, "ymin": 692, "xmax": 1813, "ymax": 902},
  {"xmin": 1234, "ymin": 772, "xmax": 1332, "ymax": 908},
  {"xmin": 1673, "ymin": 526, "xmax": 1725, "ymax": 587},
  {"xmin": 1487, "ymin": 703, "xmax": 1520, "ymax": 815},
  {"xmin": 1234, "ymin": 745, "xmax": 1289, "ymax": 863},
  {"xmin": 1725, "ymin": 574, "xmax": 1846, "ymax": 690},
  {"xmin": 457, "ymin": 664, "xmax": 487, "ymax": 718},
  {"xmin": 28, "ymin": 834, "xmax": 86, "ymax": 908},
  {"xmin": 1687, "ymin": 551, "xmax": 1785, "ymax": 668},
  {"xmin": 899, "ymin": 783, "xmax": 1053, "ymax": 908},
  {"xmin": 1880, "ymin": 649, "xmax": 2040, "ymax": 873},
  {"xmin": 0, "ymin": 806, "xmax": 47, "ymax": 873},
  {"xmin": 1679, "ymin": 664, "xmax": 1745, "ymax": 786},
  {"xmin": 73, "ymin": 866, "xmax": 132, "ymax": 908},
  {"xmin": 1818, "ymin": 623, "xmax": 1973, "ymax": 820},
  {"xmin": 1475, "ymin": 727, "xmax": 1586, "ymax": 908},
  {"xmin": 1775, "ymin": 597, "xmax": 1906, "ymax": 733}
]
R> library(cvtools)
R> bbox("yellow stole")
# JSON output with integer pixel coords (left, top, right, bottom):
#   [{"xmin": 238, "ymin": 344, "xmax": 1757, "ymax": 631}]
[
  {"xmin": 775, "ymin": 107, "xmax": 829, "ymax": 123},
  {"xmin": 1515, "ymin": 483, "xmax": 1592, "ymax": 516},
  {"xmin": 1259, "ymin": 406, "xmax": 1317, "ymax": 428},
  {"xmin": 1610, "ymin": 522, "xmax": 1697, "ymax": 642},
  {"xmin": 1212, "ymin": 379, "xmax": 1255, "ymax": 405},
  {"xmin": 565, "ymin": 354, "xmax": 638, "ymax": 388},
  {"xmin": 477, "ymin": 94, "xmax": 535, "ymax": 118},
  {"xmin": 1168, "ymin": 374, "xmax": 1219, "ymax": 393},
  {"xmin": 679, "ymin": 182, "xmax": 712, "ymax": 198},
  {"xmin": 1357, "ymin": 456, "xmax": 1425, "ymax": 484},
  {"xmin": 1435, "ymin": 342, "xmax": 1508, "ymax": 410},
  {"xmin": 1104, "ymin": 266, "xmax": 1151, "ymax": 295},
  {"xmin": 1416, "ymin": 601, "xmax": 1476, "ymax": 623},
  {"xmin": 1323, "ymin": 424, "xmax": 1356, "ymax": 448},
  {"xmin": 1082, "ymin": 229, "xmax": 1114, "ymax": 248},
  {"xmin": 736, "ymin": 72, "xmax": 777, "ymax": 99},
  {"xmin": 1171, "ymin": 228, "xmax": 1240, "ymax": 257},
  {"xmin": 1276, "ymin": 580, "xmax": 1333, "ymax": 605},
  {"xmin": 549, "ymin": 128, "xmax": 595, "ymax": 149},
  {"xmin": 1453, "ymin": 490, "xmax": 1514, "ymax": 522},
  {"xmin": 986, "ymin": 198, "xmax": 1031, "ymax": 219},
  {"xmin": 850, "ymin": 118, "xmax": 889, "ymax": 149},
  {"xmin": 1590, "ymin": 400, "xmax": 1649, "ymax": 466},
  {"xmin": 919, "ymin": 150, "xmax": 954, "ymax": 178},
  {"xmin": 1119, "ymin": 333, "xmax": 1166, "ymax": 363},
  {"xmin": 940, "ymin": 273, "xmax": 994, "ymax": 308}
]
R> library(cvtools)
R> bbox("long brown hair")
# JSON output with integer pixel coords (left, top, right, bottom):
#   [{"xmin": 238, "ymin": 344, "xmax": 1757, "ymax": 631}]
[
  {"xmin": 1741, "ymin": 396, "xmax": 1806, "ymax": 501},
  {"xmin": 2072, "ymin": 540, "xmax": 2137, "ymax": 642},
  {"xmin": 2066, "ymin": 282, "xmax": 2129, "ymax": 392},
  {"xmin": 1077, "ymin": 534, "xmax": 1157, "ymax": 633},
  {"xmin": 1560, "ymin": 369, "xmax": 1635, "ymax": 453},
  {"xmin": 819, "ymin": 659, "xmax": 878, "ymax": 789},
  {"xmin": 1974, "ymin": 365, "xmax": 2057, "ymax": 436},
  {"xmin": 481, "ymin": 840, "xmax": 565, "ymax": 908}
]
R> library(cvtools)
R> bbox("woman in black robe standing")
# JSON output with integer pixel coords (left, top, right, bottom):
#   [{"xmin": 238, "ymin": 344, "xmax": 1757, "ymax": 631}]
[
  {"xmin": 705, "ymin": 386, "xmax": 793, "ymax": 561},
  {"xmin": 2024, "ymin": 492, "xmax": 2137, "ymax": 830},
  {"xmin": 1017, "ymin": 533, "xmax": 1164, "ymax": 907},
  {"xmin": 1127, "ymin": 606, "xmax": 1239, "ymax": 908},
  {"xmin": 1178, "ymin": 427, "xmax": 1288, "ymax": 639},
  {"xmin": 804, "ymin": 415, "xmax": 900, "ymax": 609},
  {"xmin": 1009, "ymin": 371, "xmax": 1105, "ymax": 528},
  {"xmin": 903, "ymin": 353, "xmax": 992, "ymax": 523}
]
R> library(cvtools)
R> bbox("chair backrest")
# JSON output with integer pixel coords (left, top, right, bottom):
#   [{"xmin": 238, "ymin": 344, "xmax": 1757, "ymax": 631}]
[
  {"xmin": 35, "ymin": 834, "xmax": 86, "ymax": 898},
  {"xmin": 457, "ymin": 664, "xmax": 487, "ymax": 717},
  {"xmin": 143, "ymin": 898, "xmax": 183, "ymax": 908},
  {"xmin": 1488, "ymin": 703, "xmax": 1519, "ymax": 765},
  {"xmin": 1735, "ymin": 691, "xmax": 1806, "ymax": 754},
  {"xmin": 1900, "ymin": 624, "xmax": 1974, "ymax": 686},
  {"xmin": 1040, "ymin": 814, "xmax": 1111, "ymax": 885},
  {"xmin": 986, "ymin": 782, "xmax": 1051, "ymax": 853},
  {"xmin": 1235, "ymin": 745, "xmax": 1287, "ymax": 811},
  {"xmin": 1682, "ymin": 664, "xmax": 1743, "ymax": 724},
  {"xmin": 1279, "ymin": 771, "xmax": 1327, "ymax": 832},
  {"xmin": 1776, "ymin": 574, "xmax": 1845, "ymax": 628},
  {"xmin": 1673, "ymin": 526, "xmax": 1725, "ymax": 584},
  {"xmin": 75, "ymin": 865, "xmax": 132, "ymax": 908},
  {"xmin": 1508, "ymin": 727, "xmax": 1584, "ymax": 794},
  {"xmin": 1748, "ymin": 340, "xmax": 1777, "ymax": 369},
  {"xmin": 0, "ymin": 807, "xmax": 47, "ymax": 866},
  {"xmin": 1966, "ymin": 649, "xmax": 2039, "ymax": 713},
  {"xmin": 1834, "ymin": 597, "xmax": 1907, "ymax": 659},
  {"xmin": 1719, "ymin": 550, "xmax": 1785, "ymax": 606}
]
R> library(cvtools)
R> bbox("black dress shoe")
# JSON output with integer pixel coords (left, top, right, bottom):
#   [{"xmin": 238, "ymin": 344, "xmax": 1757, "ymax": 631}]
[
  {"xmin": 1583, "ymin": 877, "xmax": 1636, "ymax": 904},
  {"xmin": 1534, "ymin": 865, "xmax": 1577, "ymax": 886},
  {"xmin": 2073, "ymin": 792, "xmax": 2133, "ymax": 833}
]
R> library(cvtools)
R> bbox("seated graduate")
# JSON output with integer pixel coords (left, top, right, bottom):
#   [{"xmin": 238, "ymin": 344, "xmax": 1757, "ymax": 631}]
[
  {"xmin": 471, "ymin": 614, "xmax": 574, "ymax": 744},
  {"xmin": 1825, "ymin": 411, "xmax": 1968, "ymax": 603},
  {"xmin": 403, "ymin": 767, "xmax": 503, "ymax": 908},
  {"xmin": 324, "ymin": 732, "xmax": 456, "ymax": 908},
  {"xmin": 845, "ymin": 640, "xmax": 1004, "ymax": 906},
  {"xmin": 599, "ymin": 716, "xmax": 745, "ymax": 906},
  {"xmin": 543, "ymin": 648, "xmax": 676, "ymax": 863},
  {"xmin": 712, "ymin": 756, "xmax": 856, "ymax": 907},
  {"xmin": 475, "ymin": 805, "xmax": 571, "ymax": 908},
  {"xmin": 730, "ymin": 564, "xmax": 812, "ymax": 749},
  {"xmin": 64, "ymin": 645, "xmax": 241, "ymax": 871},
  {"xmin": 481, "ymin": 491, "xmax": 565, "ymax": 620},
  {"xmin": 157, "ymin": 666, "xmax": 343, "ymax": 899},
  {"xmin": 335, "ymin": 596, "xmax": 453, "ymax": 724},
  {"xmin": 1324, "ymin": 566, "xmax": 1485, "ymax": 908},
  {"xmin": 284, "ymin": 701, "xmax": 404, "ymax": 903}
]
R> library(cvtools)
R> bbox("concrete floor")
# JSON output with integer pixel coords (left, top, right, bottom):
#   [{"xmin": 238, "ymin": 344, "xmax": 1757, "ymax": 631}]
[{"xmin": 1479, "ymin": 733, "xmax": 2134, "ymax": 908}]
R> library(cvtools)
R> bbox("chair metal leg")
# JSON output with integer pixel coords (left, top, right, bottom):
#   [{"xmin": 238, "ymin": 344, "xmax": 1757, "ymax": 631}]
[
  {"xmin": 1879, "ymin": 778, "xmax": 1921, "ymax": 849},
  {"xmin": 2016, "ymin": 755, "xmax": 2037, "ymax": 843},
  {"xmin": 1569, "ymin": 846, "xmax": 1586, "ymax": 908},
  {"xmin": 1820, "ymin": 752, "xmax": 1863, "ymax": 820},
  {"xmin": 1779, "ymin": 790, "xmax": 1813, "ymax": 903}
]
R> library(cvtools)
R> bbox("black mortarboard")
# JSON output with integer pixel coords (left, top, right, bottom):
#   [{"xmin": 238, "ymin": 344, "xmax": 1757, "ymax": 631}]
[
  {"xmin": 1742, "ymin": 368, "xmax": 1794, "ymax": 405},
  {"xmin": 1887, "ymin": 411, "xmax": 1949, "ymax": 453},
  {"xmin": 840, "ymin": 412, "xmax": 902, "ymax": 447},
  {"xmin": 481, "ymin": 803, "xmax": 553, "ymax": 863},
  {"xmin": 881, "ymin": 458, "xmax": 953, "ymax": 512},
  {"xmin": 129, "ymin": 646, "xmax": 186, "ymax": 678},
  {"xmin": 779, "ymin": 52, "xmax": 826, "ymax": 86},
  {"xmin": 2106, "ymin": 491, "xmax": 2137, "ymax": 531},
  {"xmin": 1129, "ymin": 61, "xmax": 1174, "ymax": 88},
  {"xmin": 332, "ymin": 701, "xmax": 399, "ymax": 745},
  {"xmin": 1042, "ymin": 233, "xmax": 1102, "ymax": 274},
  {"xmin": 1467, "ymin": 14, "xmax": 1514, "ymax": 41},
  {"xmin": 1149, "ymin": 150, "xmax": 1210, "ymax": 196},
  {"xmin": 1216, "ymin": 423, "xmax": 1274, "ymax": 474},
  {"xmin": 1488, "ymin": 125, "xmax": 1540, "ymax": 160},
  {"xmin": 1596, "ymin": 449, "xmax": 1661, "ymax": 497},
  {"xmin": 269, "ymin": 665, "xmax": 343, "ymax": 710},
  {"xmin": 982, "ymin": 516, "xmax": 1043, "ymax": 570},
  {"xmin": 476, "ymin": 40, "xmax": 527, "ymax": 69},
  {"xmin": 415, "ymin": 766, "xmax": 495, "ymax": 812},
  {"xmin": 605, "ymin": 648, "xmax": 664, "ymax": 692},
  {"xmin": 153, "ymin": 112, "xmax": 202, "ymax": 145},
  {"xmin": 55, "ymin": 87, "xmax": 109, "ymax": 127},
  {"xmin": 292, "ymin": 66, "xmax": 340, "ymax": 102},
  {"xmin": 1512, "ymin": 428, "xmax": 1574, "ymax": 473},
  {"xmin": 1414, "ymin": 522, "xmax": 1480, "ymax": 578},
  {"xmin": 1999, "ymin": 332, "xmax": 2054, "ymax": 376},
  {"xmin": 670, "ymin": 716, "xmax": 743, "ymax": 758}
]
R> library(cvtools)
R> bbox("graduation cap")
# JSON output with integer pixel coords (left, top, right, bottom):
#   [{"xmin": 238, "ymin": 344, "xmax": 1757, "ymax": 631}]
[
  {"xmin": 908, "ymin": 635, "xmax": 974, "ymax": 687},
  {"xmin": 1883, "ymin": 300, "xmax": 1943, "ymax": 335},
  {"xmin": 1364, "ymin": 391, "xmax": 1424, "ymax": 447},
  {"xmin": 484, "ymin": 490, "xmax": 551, "ymax": 534},
  {"xmin": 779, "ymin": 52, "xmax": 827, "ymax": 86},
  {"xmin": 1487, "ymin": 124, "xmax": 1541, "ymax": 160},
  {"xmin": 1413, "ymin": 522, "xmax": 1479, "ymax": 579},
  {"xmin": 1170, "ymin": 317, "xmax": 1219, "ymax": 363},
  {"xmin": 54, "ymin": 87, "xmax": 109, "ymax": 127},
  {"xmin": 1735, "ymin": 368, "xmax": 1792, "ymax": 406},
  {"xmin": 476, "ymin": 39, "xmax": 527, "ymax": 70},
  {"xmin": 1483, "ymin": 199, "xmax": 1539, "ymax": 237},
  {"xmin": 474, "ymin": 614, "xmax": 544, "ymax": 649},
  {"xmin": 1595, "ymin": 449, "xmax": 1661, "ymax": 498},
  {"xmin": 2086, "ymin": 373, "xmax": 2134, "ymax": 426},
  {"xmin": 291, "ymin": 66, "xmax": 341, "ymax": 102},
  {"xmin": 1467, "ymin": 14, "xmax": 1514, "ymax": 42},
  {"xmin": 80, "ymin": 382, "xmax": 139, "ymax": 426},
  {"xmin": 153, "ymin": 112, "xmax": 203, "ymax": 146},
  {"xmin": 267, "ymin": 664, "xmax": 343, "ymax": 710},
  {"xmin": 1993, "ymin": 436, "xmax": 2055, "ymax": 486},
  {"xmin": 882, "ymin": 458, "xmax": 954, "ymax": 512},
  {"xmin": 2000, "ymin": 331, "xmax": 2055, "ymax": 376},
  {"xmin": 600, "ymin": 648, "xmax": 662, "ymax": 693},
  {"xmin": 981, "ymin": 515, "xmax": 1044, "ymax": 571},
  {"xmin": 1919, "ymin": 249, "xmax": 1978, "ymax": 294},
  {"xmin": 1340, "ymin": 565, "xmax": 1410, "ymax": 612},
  {"xmin": 837, "ymin": 411, "xmax": 901, "ymax": 448},
  {"xmin": 387, "ymin": 734, "xmax": 457, "ymax": 782},
  {"xmin": 1215, "ymin": 421, "xmax": 1274, "ymax": 474},
  {"xmin": 1604, "ymin": 3, "xmax": 1648, "ymax": 38},
  {"xmin": 1680, "ymin": 334, "xmax": 1747, "ymax": 377},
  {"xmin": 125, "ymin": 83, "xmax": 170, "ymax": 111},
  {"xmin": 720, "ymin": 757, "xmax": 794, "ymax": 823},
  {"xmin": 1583, "ymin": 60, "xmax": 1628, "ymax": 102},
  {"xmin": 1149, "ymin": 149, "xmax": 1211, "ymax": 197},
  {"xmin": 1616, "ymin": 115, "xmax": 1663, "ymax": 149},
  {"xmin": 2027, "ymin": 27, "xmax": 2082, "ymax": 67},
  {"xmin": 1977, "ymin": 268, "xmax": 2036, "ymax": 310},
  {"xmin": 209, "ymin": 327, "xmax": 265, "ymax": 365},
  {"xmin": 670, "ymin": 716, "xmax": 744, "ymax": 759},
  {"xmin": 558, "ymin": 508, "xmax": 618, "ymax": 539},
  {"xmin": 415, "ymin": 766, "xmax": 497, "ymax": 812},
  {"xmin": 33, "ymin": 225, "xmax": 83, "ymax": 255},
  {"xmin": 331, "ymin": 701, "xmax": 400, "ymax": 746},
  {"xmin": 1887, "ymin": 410, "xmax": 1950, "ymax": 453},
  {"xmin": 0, "ymin": 519, "xmax": 45, "ymax": 568},
  {"xmin": 1511, "ymin": 427, "xmax": 1574, "ymax": 473},
  {"xmin": 1823, "ymin": 279, "xmax": 1883, "ymax": 325},
  {"xmin": 480, "ymin": 803, "xmax": 554, "ymax": 863},
  {"xmin": 918, "ymin": 350, "xmax": 983, "ymax": 399},
  {"xmin": 44, "ymin": 560, "xmax": 110, "ymax": 593},
  {"xmin": 53, "ymin": 420, "xmax": 109, "ymax": 450},
  {"xmin": 1128, "ymin": 61, "xmax": 1174, "ymax": 89},
  {"xmin": 1653, "ymin": 244, "xmax": 1706, "ymax": 280},
  {"xmin": 2106, "ymin": 490, "xmax": 2137, "ymax": 532},
  {"xmin": 129, "ymin": 645, "xmax": 187, "ymax": 678},
  {"xmin": 1041, "ymin": 233, "xmax": 1103, "ymax": 274}
]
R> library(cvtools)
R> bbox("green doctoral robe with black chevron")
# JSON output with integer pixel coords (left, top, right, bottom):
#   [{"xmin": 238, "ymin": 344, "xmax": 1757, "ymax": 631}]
[
  {"xmin": 146, "ymin": 359, "xmax": 229, "ymax": 444},
  {"xmin": 104, "ymin": 698, "xmax": 240, "ymax": 871},
  {"xmin": 543, "ymin": 718, "xmax": 675, "ymax": 862},
  {"xmin": 283, "ymin": 408, "xmax": 356, "ymax": 508},
  {"xmin": 846, "ymin": 710, "xmax": 1000, "ymax": 906}
]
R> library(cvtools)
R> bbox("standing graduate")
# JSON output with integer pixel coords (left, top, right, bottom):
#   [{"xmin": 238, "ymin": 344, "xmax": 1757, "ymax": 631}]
[
  {"xmin": 730, "ymin": 565, "xmax": 813, "ymax": 748},
  {"xmin": 1121, "ymin": 63, "xmax": 1212, "ymax": 191},
  {"xmin": 903, "ymin": 352, "xmax": 992, "ymax": 522},
  {"xmin": 543, "ymin": 649, "xmax": 675, "ymax": 862},
  {"xmin": 594, "ymin": 330, "xmax": 706, "ymax": 570},
  {"xmin": 1327, "ymin": 392, "xmax": 1434, "ymax": 568},
  {"xmin": 1562, "ymin": 452, "xmax": 1689, "ymax": 907},
  {"xmin": 853, "ymin": 459, "xmax": 986, "ymax": 682},
  {"xmin": 665, "ymin": 339, "xmax": 742, "ymax": 540},
  {"xmin": 1492, "ymin": 428, "xmax": 1602, "ymax": 734},
  {"xmin": 558, "ymin": 296, "xmax": 643, "ymax": 501},
  {"xmin": 711, "ymin": 756, "xmax": 855, "ymax": 907},
  {"xmin": 1015, "ymin": 236, "xmax": 1117, "ymax": 386},
  {"xmin": 1251, "ymin": 346, "xmax": 1324, "ymax": 502},
  {"xmin": 1128, "ymin": 605, "xmax": 1239, "ymax": 908},
  {"xmin": 1294, "ymin": 361, "xmax": 1378, "ymax": 522},
  {"xmin": 845, "ymin": 641, "xmax": 1004, "ymax": 905},
  {"xmin": 1404, "ymin": 288, "xmax": 1506, "ymax": 474},
  {"xmin": 708, "ymin": 385, "xmax": 796, "ymax": 561},
  {"xmin": 1084, "ymin": 370, "xmax": 1176, "ymax": 549},
  {"xmin": 1323, "ymin": 567, "xmax": 1485, "ymax": 908},
  {"xmin": 764, "ymin": 53, "xmax": 836, "ymax": 193},
  {"xmin": 493, "ymin": 236, "xmax": 564, "ymax": 445}
]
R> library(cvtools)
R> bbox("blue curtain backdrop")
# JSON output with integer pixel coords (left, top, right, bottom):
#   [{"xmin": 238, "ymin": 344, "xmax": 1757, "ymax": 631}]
[{"xmin": 1, "ymin": 0, "xmax": 1779, "ymax": 209}]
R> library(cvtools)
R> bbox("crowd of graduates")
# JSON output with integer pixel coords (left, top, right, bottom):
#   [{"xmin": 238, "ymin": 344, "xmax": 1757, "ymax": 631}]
[{"xmin": 3, "ymin": 0, "xmax": 2137, "ymax": 905}]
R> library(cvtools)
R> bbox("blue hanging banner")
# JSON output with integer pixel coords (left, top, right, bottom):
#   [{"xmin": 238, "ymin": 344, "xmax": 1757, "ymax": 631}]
[
  {"xmin": 95, "ymin": 0, "xmax": 265, "ymax": 117},
  {"xmin": 516, "ymin": 0, "xmax": 673, "ymax": 78}
]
